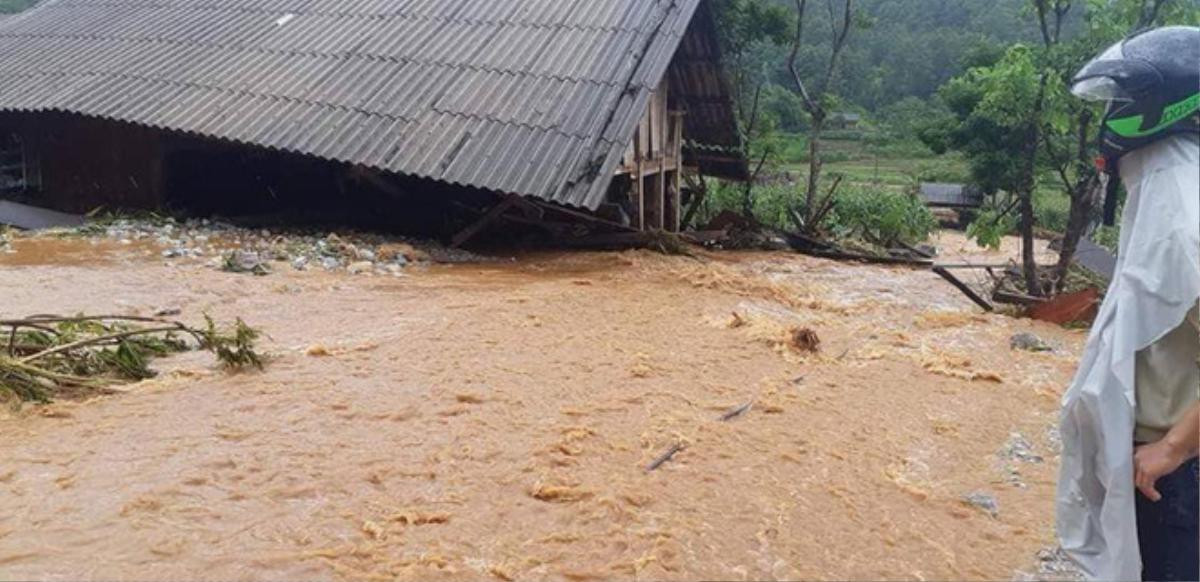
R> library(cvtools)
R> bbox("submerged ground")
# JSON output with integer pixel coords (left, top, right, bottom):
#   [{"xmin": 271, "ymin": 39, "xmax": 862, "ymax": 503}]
[{"xmin": 0, "ymin": 229, "xmax": 1083, "ymax": 581}]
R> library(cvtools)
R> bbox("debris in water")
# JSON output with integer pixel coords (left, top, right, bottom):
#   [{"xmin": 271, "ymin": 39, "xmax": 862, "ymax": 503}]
[
  {"xmin": 1001, "ymin": 432, "xmax": 1044, "ymax": 464},
  {"xmin": 789, "ymin": 328, "xmax": 821, "ymax": 353},
  {"xmin": 645, "ymin": 443, "xmax": 684, "ymax": 472},
  {"xmin": 961, "ymin": 491, "xmax": 999, "ymax": 518},
  {"xmin": 718, "ymin": 401, "xmax": 754, "ymax": 422},
  {"xmin": 0, "ymin": 314, "xmax": 264, "ymax": 405},
  {"xmin": 1010, "ymin": 332, "xmax": 1052, "ymax": 352}
]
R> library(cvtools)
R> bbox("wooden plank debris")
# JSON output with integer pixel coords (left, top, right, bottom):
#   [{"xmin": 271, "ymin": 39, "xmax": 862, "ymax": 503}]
[{"xmin": 932, "ymin": 266, "xmax": 995, "ymax": 312}]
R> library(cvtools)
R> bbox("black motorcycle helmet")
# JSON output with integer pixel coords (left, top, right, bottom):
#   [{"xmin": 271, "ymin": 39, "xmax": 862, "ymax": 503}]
[{"xmin": 1071, "ymin": 26, "xmax": 1200, "ymax": 224}]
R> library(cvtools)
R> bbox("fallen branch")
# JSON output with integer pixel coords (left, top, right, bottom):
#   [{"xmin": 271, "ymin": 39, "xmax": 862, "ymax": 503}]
[
  {"xmin": 21, "ymin": 325, "xmax": 189, "ymax": 365},
  {"xmin": 1, "ymin": 314, "xmax": 264, "ymax": 405},
  {"xmin": 719, "ymin": 401, "xmax": 754, "ymax": 422},
  {"xmin": 646, "ymin": 443, "xmax": 685, "ymax": 472}
]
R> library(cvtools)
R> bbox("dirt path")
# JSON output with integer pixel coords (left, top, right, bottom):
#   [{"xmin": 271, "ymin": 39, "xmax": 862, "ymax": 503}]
[{"xmin": 0, "ymin": 232, "xmax": 1084, "ymax": 581}]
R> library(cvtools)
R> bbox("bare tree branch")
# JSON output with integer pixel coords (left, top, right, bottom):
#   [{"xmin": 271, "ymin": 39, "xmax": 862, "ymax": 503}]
[{"xmin": 787, "ymin": 0, "xmax": 818, "ymax": 113}]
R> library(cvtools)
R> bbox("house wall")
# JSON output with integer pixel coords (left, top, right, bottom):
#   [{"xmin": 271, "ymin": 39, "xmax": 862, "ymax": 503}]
[
  {"xmin": 0, "ymin": 112, "xmax": 164, "ymax": 213},
  {"xmin": 615, "ymin": 76, "xmax": 684, "ymax": 232}
]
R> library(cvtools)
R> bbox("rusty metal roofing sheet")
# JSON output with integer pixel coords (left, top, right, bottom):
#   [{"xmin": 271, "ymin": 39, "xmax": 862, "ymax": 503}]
[{"xmin": 0, "ymin": 0, "xmax": 714, "ymax": 209}]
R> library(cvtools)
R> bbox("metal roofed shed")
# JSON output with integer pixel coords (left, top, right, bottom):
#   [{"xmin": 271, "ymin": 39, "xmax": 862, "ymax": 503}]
[
  {"xmin": 918, "ymin": 183, "xmax": 984, "ymax": 209},
  {"xmin": 0, "ymin": 0, "xmax": 747, "ymax": 235}
]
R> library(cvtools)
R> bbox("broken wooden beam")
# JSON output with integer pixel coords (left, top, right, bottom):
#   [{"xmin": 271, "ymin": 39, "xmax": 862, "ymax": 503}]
[
  {"xmin": 992, "ymin": 289, "xmax": 1048, "ymax": 306},
  {"xmin": 450, "ymin": 194, "xmax": 522, "ymax": 248},
  {"xmin": 807, "ymin": 248, "xmax": 933, "ymax": 267},
  {"xmin": 932, "ymin": 266, "xmax": 994, "ymax": 312}
]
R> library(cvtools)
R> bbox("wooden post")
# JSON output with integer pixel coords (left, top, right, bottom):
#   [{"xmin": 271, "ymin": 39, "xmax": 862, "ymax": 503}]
[
  {"xmin": 671, "ymin": 110, "xmax": 683, "ymax": 232},
  {"xmin": 656, "ymin": 168, "xmax": 665, "ymax": 230},
  {"xmin": 636, "ymin": 160, "xmax": 645, "ymax": 231}
]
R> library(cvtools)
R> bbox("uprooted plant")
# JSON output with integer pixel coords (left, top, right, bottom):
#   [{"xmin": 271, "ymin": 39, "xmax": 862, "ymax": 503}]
[{"xmin": 0, "ymin": 314, "xmax": 263, "ymax": 404}]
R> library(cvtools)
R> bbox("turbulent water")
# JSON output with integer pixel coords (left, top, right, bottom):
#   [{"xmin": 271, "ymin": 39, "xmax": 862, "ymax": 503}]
[{"xmin": 0, "ymin": 231, "xmax": 1082, "ymax": 580}]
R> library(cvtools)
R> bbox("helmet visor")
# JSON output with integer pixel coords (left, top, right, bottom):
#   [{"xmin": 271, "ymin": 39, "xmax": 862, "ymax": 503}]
[
  {"xmin": 1071, "ymin": 40, "xmax": 1134, "ymax": 102},
  {"xmin": 1070, "ymin": 76, "xmax": 1134, "ymax": 102}
]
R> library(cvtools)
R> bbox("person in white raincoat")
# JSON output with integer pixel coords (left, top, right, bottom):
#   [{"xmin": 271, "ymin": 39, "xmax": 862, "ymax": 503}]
[{"xmin": 1057, "ymin": 26, "xmax": 1200, "ymax": 582}]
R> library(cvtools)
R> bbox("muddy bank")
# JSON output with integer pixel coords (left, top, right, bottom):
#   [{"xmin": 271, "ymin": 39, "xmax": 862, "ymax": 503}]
[{"xmin": 0, "ymin": 233, "xmax": 1084, "ymax": 580}]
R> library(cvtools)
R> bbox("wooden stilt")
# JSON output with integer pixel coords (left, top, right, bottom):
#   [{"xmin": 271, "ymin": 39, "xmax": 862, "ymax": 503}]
[{"xmin": 636, "ymin": 159, "xmax": 645, "ymax": 231}]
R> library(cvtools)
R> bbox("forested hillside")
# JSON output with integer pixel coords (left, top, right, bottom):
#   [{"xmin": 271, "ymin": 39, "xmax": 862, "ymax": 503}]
[{"xmin": 728, "ymin": 0, "xmax": 1075, "ymax": 126}]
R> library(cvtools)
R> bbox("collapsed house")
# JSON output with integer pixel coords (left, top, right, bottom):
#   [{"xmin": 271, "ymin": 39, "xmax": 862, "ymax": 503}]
[{"xmin": 0, "ymin": 0, "xmax": 747, "ymax": 238}]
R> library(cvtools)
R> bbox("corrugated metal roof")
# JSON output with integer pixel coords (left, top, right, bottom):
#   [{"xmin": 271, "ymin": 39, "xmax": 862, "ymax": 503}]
[
  {"xmin": 0, "ymin": 0, "xmax": 732, "ymax": 209},
  {"xmin": 919, "ymin": 182, "xmax": 983, "ymax": 208}
]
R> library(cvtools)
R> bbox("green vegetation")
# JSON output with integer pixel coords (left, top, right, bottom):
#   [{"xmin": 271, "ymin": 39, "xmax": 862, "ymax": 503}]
[
  {"xmin": 708, "ymin": 0, "xmax": 1195, "ymax": 289},
  {"xmin": 1, "ymin": 315, "xmax": 264, "ymax": 405},
  {"xmin": 825, "ymin": 186, "xmax": 937, "ymax": 247}
]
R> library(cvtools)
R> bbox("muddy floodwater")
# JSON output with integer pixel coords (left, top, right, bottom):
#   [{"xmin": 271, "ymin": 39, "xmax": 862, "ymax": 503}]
[{"xmin": 0, "ymin": 231, "xmax": 1083, "ymax": 580}]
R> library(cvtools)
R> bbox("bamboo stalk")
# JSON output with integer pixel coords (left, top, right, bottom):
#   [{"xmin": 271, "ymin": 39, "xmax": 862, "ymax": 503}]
[{"xmin": 20, "ymin": 326, "xmax": 189, "ymax": 365}]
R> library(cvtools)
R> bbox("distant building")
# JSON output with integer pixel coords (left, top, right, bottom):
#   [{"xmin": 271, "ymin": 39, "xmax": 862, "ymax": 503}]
[
  {"xmin": 0, "ymin": 0, "xmax": 747, "ymax": 233},
  {"xmin": 829, "ymin": 112, "xmax": 862, "ymax": 129},
  {"xmin": 918, "ymin": 182, "xmax": 984, "ymax": 208}
]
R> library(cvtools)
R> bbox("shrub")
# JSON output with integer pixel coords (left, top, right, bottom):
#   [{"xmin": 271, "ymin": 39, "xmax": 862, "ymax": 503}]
[
  {"xmin": 1033, "ymin": 188, "xmax": 1070, "ymax": 233},
  {"xmin": 826, "ymin": 186, "xmax": 937, "ymax": 246},
  {"xmin": 965, "ymin": 208, "xmax": 1017, "ymax": 250}
]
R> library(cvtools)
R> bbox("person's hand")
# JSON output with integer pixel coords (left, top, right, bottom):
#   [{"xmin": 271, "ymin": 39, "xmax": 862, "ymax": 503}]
[{"xmin": 1133, "ymin": 440, "xmax": 1188, "ymax": 502}]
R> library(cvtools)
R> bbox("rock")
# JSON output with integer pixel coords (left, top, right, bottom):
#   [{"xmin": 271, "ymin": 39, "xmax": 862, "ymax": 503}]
[
  {"xmin": 377, "ymin": 243, "xmax": 429, "ymax": 264},
  {"xmin": 291, "ymin": 256, "xmax": 309, "ymax": 271},
  {"xmin": 1002, "ymin": 432, "xmax": 1044, "ymax": 464},
  {"xmin": 321, "ymin": 257, "xmax": 341, "ymax": 270},
  {"xmin": 161, "ymin": 248, "xmax": 185, "ymax": 258},
  {"xmin": 222, "ymin": 250, "xmax": 270, "ymax": 276},
  {"xmin": 355, "ymin": 248, "xmax": 377, "ymax": 262},
  {"xmin": 962, "ymin": 491, "xmax": 999, "ymax": 517},
  {"xmin": 347, "ymin": 261, "xmax": 374, "ymax": 275},
  {"xmin": 1010, "ymin": 332, "xmax": 1051, "ymax": 352}
]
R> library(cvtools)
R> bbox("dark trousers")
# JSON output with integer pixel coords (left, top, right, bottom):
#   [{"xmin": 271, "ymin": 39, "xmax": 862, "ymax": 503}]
[{"xmin": 1137, "ymin": 456, "xmax": 1199, "ymax": 582}]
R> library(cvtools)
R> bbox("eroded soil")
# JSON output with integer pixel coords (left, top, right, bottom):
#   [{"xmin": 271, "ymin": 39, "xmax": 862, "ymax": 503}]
[{"xmin": 0, "ymin": 231, "xmax": 1083, "ymax": 581}]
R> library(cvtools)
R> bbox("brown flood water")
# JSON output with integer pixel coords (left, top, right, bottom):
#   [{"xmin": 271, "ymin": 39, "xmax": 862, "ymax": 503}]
[{"xmin": 0, "ymin": 233, "xmax": 1083, "ymax": 581}]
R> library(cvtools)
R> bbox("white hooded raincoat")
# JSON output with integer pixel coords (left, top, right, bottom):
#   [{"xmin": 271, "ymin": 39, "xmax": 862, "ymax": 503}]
[{"xmin": 1057, "ymin": 135, "xmax": 1200, "ymax": 581}]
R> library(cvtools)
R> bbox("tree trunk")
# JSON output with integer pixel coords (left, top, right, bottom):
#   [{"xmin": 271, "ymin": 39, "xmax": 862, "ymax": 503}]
[
  {"xmin": 804, "ymin": 113, "xmax": 825, "ymax": 227},
  {"xmin": 1019, "ymin": 77, "xmax": 1049, "ymax": 296},
  {"xmin": 1053, "ymin": 173, "xmax": 1100, "ymax": 292}
]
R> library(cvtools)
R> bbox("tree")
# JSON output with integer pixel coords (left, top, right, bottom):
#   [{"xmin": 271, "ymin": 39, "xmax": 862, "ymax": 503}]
[
  {"xmin": 923, "ymin": 0, "xmax": 1198, "ymax": 296},
  {"xmin": 786, "ymin": 0, "xmax": 859, "ymax": 232},
  {"xmin": 698, "ymin": 0, "xmax": 795, "ymax": 222}
]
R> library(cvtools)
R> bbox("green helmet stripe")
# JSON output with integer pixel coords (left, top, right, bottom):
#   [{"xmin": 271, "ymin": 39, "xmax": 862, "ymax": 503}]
[{"xmin": 1106, "ymin": 93, "xmax": 1200, "ymax": 138}]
